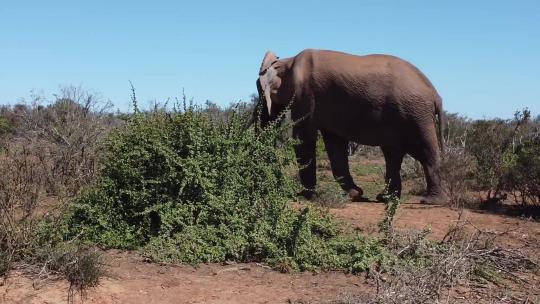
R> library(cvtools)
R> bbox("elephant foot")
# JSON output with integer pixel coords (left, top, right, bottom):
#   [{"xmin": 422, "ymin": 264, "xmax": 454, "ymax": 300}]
[
  {"xmin": 420, "ymin": 193, "xmax": 446, "ymax": 205},
  {"xmin": 299, "ymin": 188, "xmax": 317, "ymax": 200},
  {"xmin": 376, "ymin": 190, "xmax": 401, "ymax": 203},
  {"xmin": 348, "ymin": 187, "xmax": 365, "ymax": 202}
]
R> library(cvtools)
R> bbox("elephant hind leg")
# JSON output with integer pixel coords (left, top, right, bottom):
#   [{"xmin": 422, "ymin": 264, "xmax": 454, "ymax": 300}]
[
  {"xmin": 408, "ymin": 131, "xmax": 445, "ymax": 204},
  {"xmin": 419, "ymin": 162, "xmax": 445, "ymax": 204},
  {"xmin": 377, "ymin": 146, "xmax": 405, "ymax": 202},
  {"xmin": 320, "ymin": 130, "xmax": 364, "ymax": 201}
]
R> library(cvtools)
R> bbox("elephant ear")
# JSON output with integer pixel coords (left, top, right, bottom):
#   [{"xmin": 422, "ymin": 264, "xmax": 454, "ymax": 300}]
[{"xmin": 259, "ymin": 51, "xmax": 279, "ymax": 75}]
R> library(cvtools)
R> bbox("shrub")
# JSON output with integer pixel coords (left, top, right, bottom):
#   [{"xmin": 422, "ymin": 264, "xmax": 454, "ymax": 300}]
[
  {"xmin": 444, "ymin": 112, "xmax": 471, "ymax": 147},
  {"xmin": 466, "ymin": 119, "xmax": 513, "ymax": 197},
  {"xmin": 440, "ymin": 145, "xmax": 476, "ymax": 208},
  {"xmin": 19, "ymin": 86, "xmax": 117, "ymax": 196},
  {"xmin": 1, "ymin": 140, "xmax": 49, "ymax": 277},
  {"xmin": 64, "ymin": 104, "xmax": 387, "ymax": 272},
  {"xmin": 501, "ymin": 135, "xmax": 540, "ymax": 206},
  {"xmin": 0, "ymin": 87, "xmax": 109, "ymax": 295},
  {"xmin": 378, "ymin": 194, "xmax": 401, "ymax": 242},
  {"xmin": 45, "ymin": 245, "xmax": 104, "ymax": 298},
  {"xmin": 0, "ymin": 117, "xmax": 12, "ymax": 137},
  {"xmin": 463, "ymin": 109, "xmax": 540, "ymax": 210},
  {"xmin": 0, "ymin": 146, "xmax": 104, "ymax": 296}
]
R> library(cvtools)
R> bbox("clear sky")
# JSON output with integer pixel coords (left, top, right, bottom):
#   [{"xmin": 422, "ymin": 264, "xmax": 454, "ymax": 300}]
[{"xmin": 1, "ymin": 1, "xmax": 539, "ymax": 118}]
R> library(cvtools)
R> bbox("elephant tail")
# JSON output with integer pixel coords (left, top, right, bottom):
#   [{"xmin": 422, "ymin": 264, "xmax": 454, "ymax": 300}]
[{"xmin": 435, "ymin": 97, "xmax": 446, "ymax": 154}]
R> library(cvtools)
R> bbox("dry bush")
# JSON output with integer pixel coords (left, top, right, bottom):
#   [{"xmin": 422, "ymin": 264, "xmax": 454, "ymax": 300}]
[
  {"xmin": 1, "ymin": 86, "xmax": 115, "ymax": 275},
  {"xmin": 28, "ymin": 244, "xmax": 105, "ymax": 302},
  {"xmin": 368, "ymin": 198, "xmax": 538, "ymax": 304},
  {"xmin": 0, "ymin": 138, "xmax": 105, "ymax": 294},
  {"xmin": 360, "ymin": 224, "xmax": 536, "ymax": 304},
  {"xmin": 296, "ymin": 198, "xmax": 539, "ymax": 304},
  {"xmin": 440, "ymin": 145, "xmax": 476, "ymax": 208},
  {"xmin": 0, "ymin": 86, "xmax": 112, "ymax": 298},
  {"xmin": 444, "ymin": 112, "xmax": 471, "ymax": 148},
  {"xmin": 15, "ymin": 86, "xmax": 117, "ymax": 196},
  {"xmin": 0, "ymin": 154, "xmax": 104, "ymax": 302},
  {"xmin": 369, "ymin": 224, "xmax": 475, "ymax": 304},
  {"xmin": 0, "ymin": 140, "xmax": 49, "ymax": 276}
]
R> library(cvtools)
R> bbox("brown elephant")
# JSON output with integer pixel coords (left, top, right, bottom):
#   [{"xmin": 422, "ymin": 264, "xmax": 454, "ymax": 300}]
[{"xmin": 255, "ymin": 49, "xmax": 446, "ymax": 204}]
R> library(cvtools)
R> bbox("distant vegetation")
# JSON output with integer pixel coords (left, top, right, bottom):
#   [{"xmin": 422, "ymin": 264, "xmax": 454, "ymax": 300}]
[{"xmin": 433, "ymin": 109, "xmax": 538, "ymax": 210}]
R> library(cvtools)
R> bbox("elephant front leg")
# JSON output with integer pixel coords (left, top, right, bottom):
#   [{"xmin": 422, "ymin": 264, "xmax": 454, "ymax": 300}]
[
  {"xmin": 293, "ymin": 125, "xmax": 318, "ymax": 200},
  {"xmin": 321, "ymin": 130, "xmax": 364, "ymax": 202}
]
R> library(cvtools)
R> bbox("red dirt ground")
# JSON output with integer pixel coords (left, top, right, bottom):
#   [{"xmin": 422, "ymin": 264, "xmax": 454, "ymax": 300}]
[{"xmin": 2, "ymin": 199, "xmax": 538, "ymax": 304}]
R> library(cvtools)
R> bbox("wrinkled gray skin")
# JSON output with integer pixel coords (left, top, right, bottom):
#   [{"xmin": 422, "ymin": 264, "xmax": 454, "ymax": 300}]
[{"xmin": 255, "ymin": 49, "xmax": 445, "ymax": 204}]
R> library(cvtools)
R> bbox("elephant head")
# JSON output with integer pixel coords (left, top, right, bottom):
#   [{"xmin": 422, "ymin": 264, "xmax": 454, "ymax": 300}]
[{"xmin": 255, "ymin": 51, "xmax": 294, "ymax": 125}]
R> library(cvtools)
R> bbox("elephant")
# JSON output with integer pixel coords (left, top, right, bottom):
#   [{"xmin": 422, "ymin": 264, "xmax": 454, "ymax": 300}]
[{"xmin": 254, "ymin": 49, "xmax": 446, "ymax": 204}]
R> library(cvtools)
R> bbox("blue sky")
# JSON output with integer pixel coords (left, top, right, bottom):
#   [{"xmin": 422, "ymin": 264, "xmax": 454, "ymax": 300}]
[{"xmin": 1, "ymin": 1, "xmax": 539, "ymax": 118}]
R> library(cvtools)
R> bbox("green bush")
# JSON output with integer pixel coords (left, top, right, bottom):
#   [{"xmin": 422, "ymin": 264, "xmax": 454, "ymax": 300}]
[
  {"xmin": 466, "ymin": 119, "xmax": 514, "ymax": 195},
  {"xmin": 465, "ymin": 109, "xmax": 539, "ymax": 208},
  {"xmin": 0, "ymin": 117, "xmax": 12, "ymax": 137},
  {"xmin": 502, "ymin": 136, "xmax": 540, "ymax": 205},
  {"xmin": 64, "ymin": 105, "xmax": 387, "ymax": 272}
]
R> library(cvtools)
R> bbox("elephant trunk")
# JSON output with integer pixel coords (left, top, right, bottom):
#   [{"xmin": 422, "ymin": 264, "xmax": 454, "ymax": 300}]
[{"xmin": 247, "ymin": 98, "xmax": 271, "ymax": 129}]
